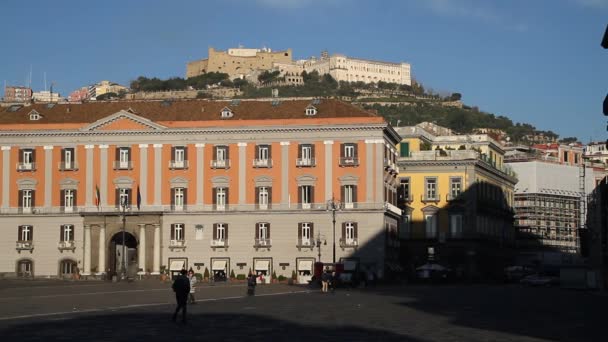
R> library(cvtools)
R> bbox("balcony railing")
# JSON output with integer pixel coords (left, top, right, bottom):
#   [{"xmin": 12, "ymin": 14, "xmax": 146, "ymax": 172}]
[
  {"xmin": 210, "ymin": 159, "xmax": 230, "ymax": 169},
  {"xmin": 16, "ymin": 241, "xmax": 34, "ymax": 251},
  {"xmin": 16, "ymin": 162, "xmax": 36, "ymax": 171},
  {"xmin": 169, "ymin": 160, "xmax": 189, "ymax": 169},
  {"xmin": 339, "ymin": 238, "xmax": 358, "ymax": 248},
  {"xmin": 297, "ymin": 238, "xmax": 314, "ymax": 248},
  {"xmin": 62, "ymin": 206, "xmax": 76, "ymax": 213},
  {"xmin": 339, "ymin": 157, "xmax": 359, "ymax": 167},
  {"xmin": 254, "ymin": 238, "xmax": 272, "ymax": 248},
  {"xmin": 344, "ymin": 202, "xmax": 355, "ymax": 209},
  {"xmin": 447, "ymin": 193, "xmax": 464, "ymax": 201},
  {"xmin": 253, "ymin": 159, "xmax": 273, "ymax": 168},
  {"xmin": 113, "ymin": 161, "xmax": 133, "ymax": 170},
  {"xmin": 296, "ymin": 158, "xmax": 316, "ymax": 167},
  {"xmin": 300, "ymin": 203, "xmax": 312, "ymax": 209},
  {"xmin": 171, "ymin": 204, "xmax": 186, "ymax": 212},
  {"xmin": 421, "ymin": 194, "xmax": 441, "ymax": 203},
  {"xmin": 58, "ymin": 240, "xmax": 76, "ymax": 250},
  {"xmin": 169, "ymin": 240, "xmax": 186, "ymax": 249},
  {"xmin": 58, "ymin": 161, "xmax": 79, "ymax": 171},
  {"xmin": 211, "ymin": 239, "xmax": 227, "ymax": 248}
]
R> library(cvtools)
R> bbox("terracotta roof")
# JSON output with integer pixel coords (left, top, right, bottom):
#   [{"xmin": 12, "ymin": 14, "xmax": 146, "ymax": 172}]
[{"xmin": 0, "ymin": 99, "xmax": 378, "ymax": 126}]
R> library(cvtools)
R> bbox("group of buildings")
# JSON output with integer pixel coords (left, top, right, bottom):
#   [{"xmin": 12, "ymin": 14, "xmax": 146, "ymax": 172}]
[
  {"xmin": 186, "ymin": 46, "xmax": 412, "ymax": 87},
  {"xmin": 0, "ymin": 98, "xmax": 605, "ymax": 285},
  {"xmin": 2, "ymin": 81, "xmax": 129, "ymax": 104}
]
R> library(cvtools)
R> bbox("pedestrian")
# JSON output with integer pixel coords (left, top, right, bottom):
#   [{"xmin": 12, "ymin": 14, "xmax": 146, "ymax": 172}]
[
  {"xmin": 171, "ymin": 269, "xmax": 190, "ymax": 324},
  {"xmin": 330, "ymin": 271, "xmax": 337, "ymax": 293},
  {"xmin": 247, "ymin": 272, "xmax": 256, "ymax": 296},
  {"xmin": 187, "ymin": 269, "xmax": 197, "ymax": 304},
  {"xmin": 321, "ymin": 268, "xmax": 330, "ymax": 293}
]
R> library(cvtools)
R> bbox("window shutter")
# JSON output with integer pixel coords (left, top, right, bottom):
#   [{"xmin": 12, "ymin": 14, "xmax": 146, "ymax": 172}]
[
  {"xmin": 128, "ymin": 189, "xmax": 133, "ymax": 206},
  {"xmin": 31, "ymin": 190, "xmax": 35, "ymax": 208},
  {"xmin": 61, "ymin": 148, "xmax": 66, "ymax": 163},
  {"xmin": 213, "ymin": 146, "xmax": 218, "ymax": 160},
  {"xmin": 340, "ymin": 143, "xmax": 345, "ymax": 158},
  {"xmin": 267, "ymin": 223, "xmax": 271, "ymax": 238},
  {"xmin": 310, "ymin": 186, "xmax": 314, "ymax": 205},
  {"xmin": 298, "ymin": 223, "xmax": 302, "ymax": 239},
  {"xmin": 19, "ymin": 150, "xmax": 23, "ymax": 163},
  {"xmin": 171, "ymin": 146, "xmax": 175, "ymax": 161},
  {"xmin": 255, "ymin": 187, "xmax": 260, "ymax": 206},
  {"xmin": 225, "ymin": 146, "xmax": 230, "ymax": 161},
  {"xmin": 354, "ymin": 222, "xmax": 358, "ymax": 239},
  {"xmin": 353, "ymin": 185, "xmax": 358, "ymax": 204},
  {"xmin": 225, "ymin": 224, "xmax": 229, "ymax": 239},
  {"xmin": 115, "ymin": 146, "xmax": 120, "ymax": 162},
  {"xmin": 31, "ymin": 149, "xmax": 36, "ymax": 163},
  {"xmin": 268, "ymin": 187, "xmax": 272, "ymax": 208},
  {"xmin": 225, "ymin": 188, "xmax": 229, "ymax": 208},
  {"xmin": 115, "ymin": 188, "xmax": 120, "ymax": 208},
  {"xmin": 60, "ymin": 225, "xmax": 64, "ymax": 241},
  {"xmin": 268, "ymin": 145, "xmax": 272, "ymax": 159},
  {"xmin": 255, "ymin": 223, "xmax": 259, "ymax": 239},
  {"xmin": 341, "ymin": 186, "xmax": 345, "ymax": 203},
  {"xmin": 311, "ymin": 144, "xmax": 315, "ymax": 159},
  {"xmin": 60, "ymin": 190, "xmax": 65, "ymax": 208},
  {"xmin": 18, "ymin": 190, "xmax": 23, "ymax": 208},
  {"xmin": 213, "ymin": 224, "xmax": 217, "ymax": 240},
  {"xmin": 170, "ymin": 224, "xmax": 175, "ymax": 240},
  {"xmin": 126, "ymin": 147, "xmax": 131, "ymax": 161},
  {"xmin": 298, "ymin": 144, "xmax": 302, "ymax": 159},
  {"xmin": 342, "ymin": 222, "xmax": 346, "ymax": 239},
  {"xmin": 18, "ymin": 226, "xmax": 23, "ymax": 240},
  {"xmin": 69, "ymin": 148, "xmax": 75, "ymax": 163},
  {"xmin": 183, "ymin": 189, "xmax": 187, "ymax": 207},
  {"xmin": 30, "ymin": 226, "xmax": 33, "ymax": 241},
  {"xmin": 74, "ymin": 190, "xmax": 78, "ymax": 207},
  {"xmin": 184, "ymin": 146, "xmax": 188, "ymax": 161},
  {"xmin": 212, "ymin": 188, "xmax": 217, "ymax": 207},
  {"xmin": 171, "ymin": 188, "xmax": 175, "ymax": 206},
  {"xmin": 298, "ymin": 186, "xmax": 302, "ymax": 207},
  {"xmin": 310, "ymin": 223, "xmax": 314, "ymax": 240},
  {"xmin": 353, "ymin": 143, "xmax": 358, "ymax": 158}
]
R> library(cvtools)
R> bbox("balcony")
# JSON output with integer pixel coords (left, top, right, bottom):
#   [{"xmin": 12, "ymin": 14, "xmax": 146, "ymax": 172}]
[
  {"xmin": 16, "ymin": 162, "xmax": 36, "ymax": 172},
  {"xmin": 58, "ymin": 240, "xmax": 76, "ymax": 251},
  {"xmin": 254, "ymin": 238, "xmax": 272, "ymax": 249},
  {"xmin": 421, "ymin": 194, "xmax": 441, "ymax": 204},
  {"xmin": 16, "ymin": 241, "xmax": 34, "ymax": 252},
  {"xmin": 296, "ymin": 158, "xmax": 316, "ymax": 167},
  {"xmin": 210, "ymin": 159, "xmax": 231, "ymax": 169},
  {"xmin": 171, "ymin": 204, "xmax": 186, "ymax": 212},
  {"xmin": 113, "ymin": 161, "xmax": 133, "ymax": 170},
  {"xmin": 297, "ymin": 238, "xmax": 314, "ymax": 249},
  {"xmin": 344, "ymin": 202, "xmax": 355, "ymax": 209},
  {"xmin": 214, "ymin": 204, "xmax": 227, "ymax": 211},
  {"xmin": 62, "ymin": 206, "xmax": 76, "ymax": 213},
  {"xmin": 169, "ymin": 160, "xmax": 189, "ymax": 170},
  {"xmin": 169, "ymin": 239, "xmax": 187, "ymax": 250},
  {"xmin": 339, "ymin": 157, "xmax": 359, "ymax": 167},
  {"xmin": 253, "ymin": 159, "xmax": 273, "ymax": 168},
  {"xmin": 211, "ymin": 239, "xmax": 228, "ymax": 249},
  {"xmin": 300, "ymin": 203, "xmax": 312, "ymax": 209},
  {"xmin": 58, "ymin": 161, "xmax": 79, "ymax": 171},
  {"xmin": 339, "ymin": 238, "xmax": 358, "ymax": 248}
]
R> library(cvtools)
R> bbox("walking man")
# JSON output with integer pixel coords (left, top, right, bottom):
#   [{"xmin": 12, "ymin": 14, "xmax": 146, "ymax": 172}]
[
  {"xmin": 172, "ymin": 269, "xmax": 190, "ymax": 323},
  {"xmin": 247, "ymin": 272, "xmax": 256, "ymax": 296},
  {"xmin": 321, "ymin": 268, "xmax": 330, "ymax": 293},
  {"xmin": 187, "ymin": 269, "xmax": 197, "ymax": 304}
]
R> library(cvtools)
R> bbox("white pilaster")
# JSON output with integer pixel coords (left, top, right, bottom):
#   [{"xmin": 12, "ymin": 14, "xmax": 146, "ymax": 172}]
[
  {"xmin": 196, "ymin": 144, "xmax": 205, "ymax": 206},
  {"xmin": 324, "ymin": 140, "xmax": 334, "ymax": 202},
  {"xmin": 99, "ymin": 145, "xmax": 109, "ymax": 208},
  {"xmin": 153, "ymin": 144, "xmax": 162, "ymax": 206},
  {"xmin": 85, "ymin": 145, "xmax": 94, "ymax": 207},
  {"xmin": 44, "ymin": 146, "xmax": 53, "ymax": 207},
  {"xmin": 98, "ymin": 225, "xmax": 106, "ymax": 275},
  {"xmin": 152, "ymin": 223, "xmax": 161, "ymax": 274},
  {"xmin": 238, "ymin": 142, "xmax": 247, "ymax": 205},
  {"xmin": 1, "ymin": 146, "xmax": 10, "ymax": 209},
  {"xmin": 138, "ymin": 224, "xmax": 146, "ymax": 274},
  {"xmin": 139, "ymin": 144, "xmax": 148, "ymax": 207},
  {"xmin": 281, "ymin": 141, "xmax": 290, "ymax": 206},
  {"xmin": 83, "ymin": 225, "xmax": 92, "ymax": 275}
]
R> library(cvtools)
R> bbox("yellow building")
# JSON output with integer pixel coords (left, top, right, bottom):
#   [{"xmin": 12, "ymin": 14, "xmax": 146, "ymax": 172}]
[{"xmin": 394, "ymin": 126, "xmax": 517, "ymax": 279}]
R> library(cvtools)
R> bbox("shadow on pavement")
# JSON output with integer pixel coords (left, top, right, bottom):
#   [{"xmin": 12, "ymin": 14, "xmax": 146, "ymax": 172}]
[{"xmin": 0, "ymin": 311, "xmax": 425, "ymax": 342}]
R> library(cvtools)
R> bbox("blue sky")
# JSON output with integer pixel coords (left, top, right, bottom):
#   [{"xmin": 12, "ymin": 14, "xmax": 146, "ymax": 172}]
[{"xmin": 0, "ymin": 0, "xmax": 606, "ymax": 141}]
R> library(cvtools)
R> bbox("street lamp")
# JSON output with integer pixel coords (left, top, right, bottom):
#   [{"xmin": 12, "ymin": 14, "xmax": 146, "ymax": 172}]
[
  {"xmin": 315, "ymin": 233, "xmax": 327, "ymax": 262},
  {"xmin": 120, "ymin": 196, "xmax": 127, "ymax": 280},
  {"xmin": 326, "ymin": 197, "xmax": 342, "ymax": 264}
]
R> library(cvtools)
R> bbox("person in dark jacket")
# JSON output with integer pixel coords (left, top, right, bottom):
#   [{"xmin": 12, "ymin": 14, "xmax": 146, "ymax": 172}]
[
  {"xmin": 172, "ymin": 269, "xmax": 190, "ymax": 323},
  {"xmin": 247, "ymin": 272, "xmax": 256, "ymax": 296}
]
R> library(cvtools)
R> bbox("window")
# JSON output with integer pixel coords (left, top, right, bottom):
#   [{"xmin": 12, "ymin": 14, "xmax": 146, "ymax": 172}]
[
  {"xmin": 60, "ymin": 260, "xmax": 76, "ymax": 276},
  {"xmin": 18, "ymin": 225, "xmax": 33, "ymax": 241},
  {"xmin": 342, "ymin": 222, "xmax": 358, "ymax": 246},
  {"xmin": 425, "ymin": 214, "xmax": 437, "ymax": 238},
  {"xmin": 450, "ymin": 214, "xmax": 463, "ymax": 238},
  {"xmin": 214, "ymin": 187, "xmax": 228, "ymax": 210},
  {"xmin": 563, "ymin": 151, "xmax": 569, "ymax": 163},
  {"xmin": 256, "ymin": 222, "xmax": 270, "ymax": 245},
  {"xmin": 61, "ymin": 189, "xmax": 76, "ymax": 212},
  {"xmin": 450, "ymin": 178, "xmax": 462, "ymax": 200},
  {"xmin": 340, "ymin": 143, "xmax": 358, "ymax": 166},
  {"xmin": 220, "ymin": 107, "xmax": 233, "ymax": 118},
  {"xmin": 299, "ymin": 185, "xmax": 314, "ymax": 209},
  {"xmin": 60, "ymin": 224, "xmax": 74, "ymax": 242},
  {"xmin": 171, "ymin": 223, "xmax": 185, "ymax": 241},
  {"xmin": 171, "ymin": 146, "xmax": 187, "ymax": 169},
  {"xmin": 342, "ymin": 185, "xmax": 357, "ymax": 209},
  {"xmin": 212, "ymin": 223, "xmax": 228, "ymax": 246},
  {"xmin": 254, "ymin": 145, "xmax": 272, "ymax": 167},
  {"xmin": 61, "ymin": 148, "xmax": 75, "ymax": 170},
  {"xmin": 172, "ymin": 188, "xmax": 186, "ymax": 211},
  {"xmin": 425, "ymin": 178, "xmax": 437, "ymax": 200},
  {"xmin": 344, "ymin": 144, "xmax": 355, "ymax": 158},
  {"xmin": 212, "ymin": 146, "xmax": 229, "ymax": 168},
  {"xmin": 400, "ymin": 215, "xmax": 411, "ymax": 239},
  {"xmin": 116, "ymin": 188, "xmax": 131, "ymax": 208},
  {"xmin": 398, "ymin": 178, "xmax": 410, "ymax": 203},
  {"xmin": 305, "ymin": 106, "xmax": 317, "ymax": 116},
  {"xmin": 18, "ymin": 148, "xmax": 35, "ymax": 171},
  {"xmin": 400, "ymin": 142, "xmax": 410, "ymax": 157},
  {"xmin": 17, "ymin": 260, "xmax": 33, "ymax": 277},
  {"xmin": 257, "ymin": 186, "xmax": 271, "ymax": 209},
  {"xmin": 299, "ymin": 222, "xmax": 314, "ymax": 246},
  {"xmin": 297, "ymin": 144, "xmax": 315, "ymax": 167},
  {"xmin": 19, "ymin": 189, "xmax": 34, "ymax": 212},
  {"xmin": 116, "ymin": 147, "xmax": 131, "ymax": 169}
]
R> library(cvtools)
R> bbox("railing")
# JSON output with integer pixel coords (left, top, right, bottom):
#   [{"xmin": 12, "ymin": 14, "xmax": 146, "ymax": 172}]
[
  {"xmin": 211, "ymin": 239, "xmax": 227, "ymax": 247},
  {"xmin": 421, "ymin": 194, "xmax": 441, "ymax": 203},
  {"xmin": 344, "ymin": 202, "xmax": 355, "ymax": 209},
  {"xmin": 257, "ymin": 203, "xmax": 269, "ymax": 210},
  {"xmin": 62, "ymin": 206, "xmax": 76, "ymax": 213},
  {"xmin": 447, "ymin": 193, "xmax": 464, "ymax": 201},
  {"xmin": 210, "ymin": 159, "xmax": 231, "ymax": 169},
  {"xmin": 113, "ymin": 161, "xmax": 133, "ymax": 170},
  {"xmin": 399, "ymin": 194, "xmax": 413, "ymax": 203},
  {"xmin": 300, "ymin": 203, "xmax": 312, "ymax": 209},
  {"xmin": 58, "ymin": 240, "xmax": 76, "ymax": 250},
  {"xmin": 296, "ymin": 158, "xmax": 316, "ymax": 167},
  {"xmin": 253, "ymin": 159, "xmax": 273, "ymax": 168},
  {"xmin": 16, "ymin": 162, "xmax": 36, "ymax": 171},
  {"xmin": 405, "ymin": 150, "xmax": 478, "ymax": 161},
  {"xmin": 169, "ymin": 240, "xmax": 186, "ymax": 249},
  {"xmin": 168, "ymin": 160, "xmax": 189, "ymax": 169},
  {"xmin": 16, "ymin": 241, "xmax": 34, "ymax": 250},
  {"xmin": 297, "ymin": 238, "xmax": 314, "ymax": 248},
  {"xmin": 171, "ymin": 204, "xmax": 186, "ymax": 212},
  {"xmin": 339, "ymin": 238, "xmax": 358, "ymax": 248},
  {"xmin": 58, "ymin": 161, "xmax": 79, "ymax": 171},
  {"xmin": 254, "ymin": 238, "xmax": 272, "ymax": 247},
  {"xmin": 339, "ymin": 157, "xmax": 360, "ymax": 166}
]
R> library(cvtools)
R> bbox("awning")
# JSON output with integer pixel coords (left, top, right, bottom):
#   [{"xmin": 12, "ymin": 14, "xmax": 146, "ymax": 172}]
[
  {"xmin": 255, "ymin": 260, "xmax": 270, "ymax": 271},
  {"xmin": 212, "ymin": 260, "xmax": 227, "ymax": 271},
  {"xmin": 169, "ymin": 260, "xmax": 185, "ymax": 271},
  {"xmin": 298, "ymin": 260, "xmax": 313, "ymax": 271},
  {"xmin": 343, "ymin": 260, "xmax": 358, "ymax": 271}
]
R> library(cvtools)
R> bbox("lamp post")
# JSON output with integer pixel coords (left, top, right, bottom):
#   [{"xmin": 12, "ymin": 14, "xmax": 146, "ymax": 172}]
[
  {"xmin": 315, "ymin": 233, "xmax": 326, "ymax": 262},
  {"xmin": 120, "ymin": 197, "xmax": 127, "ymax": 281},
  {"xmin": 326, "ymin": 197, "xmax": 342, "ymax": 264}
]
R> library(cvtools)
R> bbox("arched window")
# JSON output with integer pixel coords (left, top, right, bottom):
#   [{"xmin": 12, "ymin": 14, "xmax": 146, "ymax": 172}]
[
  {"xmin": 59, "ymin": 259, "xmax": 77, "ymax": 277},
  {"xmin": 16, "ymin": 259, "xmax": 33, "ymax": 277}
]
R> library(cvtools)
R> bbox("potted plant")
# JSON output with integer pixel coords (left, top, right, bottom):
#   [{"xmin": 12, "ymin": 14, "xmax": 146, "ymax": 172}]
[
  {"xmin": 203, "ymin": 267, "xmax": 210, "ymax": 282},
  {"xmin": 278, "ymin": 275, "xmax": 287, "ymax": 283},
  {"xmin": 230, "ymin": 269, "xmax": 236, "ymax": 281},
  {"xmin": 160, "ymin": 265, "xmax": 168, "ymax": 282},
  {"xmin": 271, "ymin": 271, "xmax": 278, "ymax": 284}
]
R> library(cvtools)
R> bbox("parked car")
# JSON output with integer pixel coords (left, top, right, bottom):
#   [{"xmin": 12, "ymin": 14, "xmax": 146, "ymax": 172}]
[{"xmin": 520, "ymin": 274, "xmax": 559, "ymax": 287}]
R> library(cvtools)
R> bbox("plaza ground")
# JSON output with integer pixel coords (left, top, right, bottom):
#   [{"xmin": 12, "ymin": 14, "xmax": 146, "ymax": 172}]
[{"xmin": 0, "ymin": 279, "xmax": 603, "ymax": 341}]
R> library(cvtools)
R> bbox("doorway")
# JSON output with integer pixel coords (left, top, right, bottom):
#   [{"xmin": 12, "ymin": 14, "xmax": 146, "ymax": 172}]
[{"xmin": 109, "ymin": 231, "xmax": 138, "ymax": 277}]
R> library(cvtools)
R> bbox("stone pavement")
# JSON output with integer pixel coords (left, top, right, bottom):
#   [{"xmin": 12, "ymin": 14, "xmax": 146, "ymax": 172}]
[{"xmin": 0, "ymin": 280, "xmax": 604, "ymax": 342}]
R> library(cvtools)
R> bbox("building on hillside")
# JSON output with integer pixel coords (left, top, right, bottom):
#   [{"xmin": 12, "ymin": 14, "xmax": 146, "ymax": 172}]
[
  {"xmin": 530, "ymin": 143, "xmax": 584, "ymax": 166},
  {"xmin": 506, "ymin": 160, "xmax": 596, "ymax": 267},
  {"xmin": 584, "ymin": 141, "xmax": 608, "ymax": 165},
  {"xmin": 32, "ymin": 91, "xmax": 63, "ymax": 103},
  {"xmin": 0, "ymin": 99, "xmax": 402, "ymax": 281},
  {"xmin": 395, "ymin": 126, "xmax": 517, "ymax": 279},
  {"xmin": 3, "ymin": 86, "xmax": 33, "ymax": 103},
  {"xmin": 91, "ymin": 81, "xmax": 129, "ymax": 99},
  {"xmin": 186, "ymin": 47, "xmax": 294, "ymax": 80},
  {"xmin": 303, "ymin": 52, "xmax": 411, "ymax": 86},
  {"xmin": 69, "ymin": 87, "xmax": 90, "ymax": 102},
  {"xmin": 416, "ymin": 122, "xmax": 455, "ymax": 137}
]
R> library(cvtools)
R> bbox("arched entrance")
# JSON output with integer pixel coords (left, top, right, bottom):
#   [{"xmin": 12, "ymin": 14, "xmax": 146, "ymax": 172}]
[{"xmin": 109, "ymin": 231, "xmax": 138, "ymax": 276}]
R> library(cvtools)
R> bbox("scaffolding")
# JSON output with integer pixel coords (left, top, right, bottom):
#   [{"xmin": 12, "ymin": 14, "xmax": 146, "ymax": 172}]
[{"xmin": 514, "ymin": 189, "xmax": 581, "ymax": 253}]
